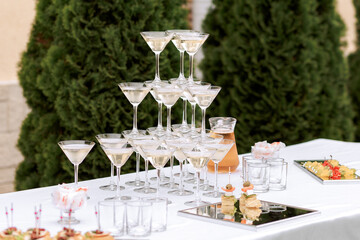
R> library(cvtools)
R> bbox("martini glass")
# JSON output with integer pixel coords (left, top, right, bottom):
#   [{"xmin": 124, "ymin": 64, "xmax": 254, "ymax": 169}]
[
  {"xmin": 189, "ymin": 86, "xmax": 221, "ymax": 139},
  {"xmin": 178, "ymin": 32, "xmax": 209, "ymax": 83},
  {"xmin": 165, "ymin": 137, "xmax": 195, "ymax": 196},
  {"xmin": 140, "ymin": 31, "xmax": 174, "ymax": 83},
  {"xmin": 139, "ymin": 142, "xmax": 174, "ymax": 200},
  {"xmin": 118, "ymin": 82, "xmax": 151, "ymax": 138},
  {"xmin": 145, "ymin": 80, "xmax": 168, "ymax": 137},
  {"xmin": 154, "ymin": 83, "xmax": 183, "ymax": 138},
  {"xmin": 58, "ymin": 140, "xmax": 95, "ymax": 186},
  {"xmin": 203, "ymin": 139, "xmax": 235, "ymax": 198},
  {"xmin": 100, "ymin": 142, "xmax": 134, "ymax": 200},
  {"xmin": 95, "ymin": 134, "xmax": 127, "ymax": 191},
  {"xmin": 130, "ymin": 137, "xmax": 160, "ymax": 194},
  {"xmin": 182, "ymin": 144, "xmax": 216, "ymax": 207},
  {"xmin": 122, "ymin": 130, "xmax": 146, "ymax": 187}
]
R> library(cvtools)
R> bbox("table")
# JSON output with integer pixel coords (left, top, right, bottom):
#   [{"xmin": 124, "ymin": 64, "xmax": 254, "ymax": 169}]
[{"xmin": 1, "ymin": 138, "xmax": 360, "ymax": 240}]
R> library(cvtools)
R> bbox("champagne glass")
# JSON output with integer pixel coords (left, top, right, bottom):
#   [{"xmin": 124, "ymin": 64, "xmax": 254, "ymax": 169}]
[
  {"xmin": 165, "ymin": 137, "xmax": 195, "ymax": 196},
  {"xmin": 129, "ymin": 137, "xmax": 160, "ymax": 194},
  {"xmin": 178, "ymin": 32, "xmax": 209, "ymax": 83},
  {"xmin": 203, "ymin": 139, "xmax": 235, "ymax": 198},
  {"xmin": 58, "ymin": 140, "xmax": 95, "ymax": 186},
  {"xmin": 182, "ymin": 144, "xmax": 216, "ymax": 206},
  {"xmin": 139, "ymin": 141, "xmax": 174, "ymax": 200},
  {"xmin": 100, "ymin": 142, "xmax": 134, "ymax": 200},
  {"xmin": 122, "ymin": 130, "xmax": 147, "ymax": 187},
  {"xmin": 189, "ymin": 86, "xmax": 221, "ymax": 139},
  {"xmin": 118, "ymin": 82, "xmax": 151, "ymax": 138},
  {"xmin": 154, "ymin": 83, "xmax": 183, "ymax": 138},
  {"xmin": 140, "ymin": 31, "xmax": 174, "ymax": 83},
  {"xmin": 95, "ymin": 134, "xmax": 127, "ymax": 191}
]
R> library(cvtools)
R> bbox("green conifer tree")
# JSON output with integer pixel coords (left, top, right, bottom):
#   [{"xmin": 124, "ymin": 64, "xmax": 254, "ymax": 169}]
[
  {"xmin": 348, "ymin": 0, "xmax": 360, "ymax": 141},
  {"xmin": 16, "ymin": 0, "xmax": 187, "ymax": 190},
  {"xmin": 200, "ymin": 0, "xmax": 354, "ymax": 153}
]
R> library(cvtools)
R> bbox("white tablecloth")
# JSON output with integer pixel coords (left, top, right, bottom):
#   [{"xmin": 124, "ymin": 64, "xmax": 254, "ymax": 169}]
[{"xmin": 1, "ymin": 138, "xmax": 360, "ymax": 240}]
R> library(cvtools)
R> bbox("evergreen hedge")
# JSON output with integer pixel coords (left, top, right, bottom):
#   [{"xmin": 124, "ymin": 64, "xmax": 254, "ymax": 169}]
[
  {"xmin": 200, "ymin": 0, "xmax": 355, "ymax": 153},
  {"xmin": 16, "ymin": 0, "xmax": 187, "ymax": 190},
  {"xmin": 348, "ymin": 0, "xmax": 360, "ymax": 141}
]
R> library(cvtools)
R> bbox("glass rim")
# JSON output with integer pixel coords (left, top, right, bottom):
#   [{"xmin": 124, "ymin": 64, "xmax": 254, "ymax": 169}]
[
  {"xmin": 248, "ymin": 162, "xmax": 269, "ymax": 168},
  {"xmin": 141, "ymin": 197, "xmax": 168, "ymax": 203},
  {"xmin": 209, "ymin": 116, "xmax": 237, "ymax": 122},
  {"xmin": 58, "ymin": 140, "xmax": 95, "ymax": 146},
  {"xmin": 98, "ymin": 200, "xmax": 125, "ymax": 207},
  {"xmin": 96, "ymin": 133, "xmax": 123, "ymax": 139},
  {"xmin": 126, "ymin": 200, "xmax": 152, "ymax": 207}
]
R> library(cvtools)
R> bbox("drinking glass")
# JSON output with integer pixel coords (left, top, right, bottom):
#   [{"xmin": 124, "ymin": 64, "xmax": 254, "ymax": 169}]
[
  {"xmin": 126, "ymin": 200, "xmax": 152, "ymax": 237},
  {"xmin": 153, "ymin": 83, "xmax": 183, "ymax": 138},
  {"xmin": 122, "ymin": 130, "xmax": 147, "ymax": 187},
  {"xmin": 118, "ymin": 82, "xmax": 151, "ymax": 138},
  {"xmin": 182, "ymin": 144, "xmax": 216, "ymax": 206},
  {"xmin": 130, "ymin": 137, "xmax": 160, "ymax": 194},
  {"xmin": 165, "ymin": 137, "xmax": 194, "ymax": 196},
  {"xmin": 268, "ymin": 158, "xmax": 288, "ymax": 191},
  {"xmin": 140, "ymin": 31, "xmax": 174, "ymax": 83},
  {"xmin": 247, "ymin": 162, "xmax": 270, "ymax": 193},
  {"xmin": 203, "ymin": 139, "xmax": 235, "ymax": 198},
  {"xmin": 96, "ymin": 134, "xmax": 127, "ymax": 191},
  {"xmin": 139, "ymin": 141, "xmax": 174, "ymax": 199},
  {"xmin": 142, "ymin": 197, "xmax": 168, "ymax": 232},
  {"xmin": 243, "ymin": 155, "xmax": 265, "ymax": 182},
  {"xmin": 100, "ymin": 142, "xmax": 135, "ymax": 200},
  {"xmin": 177, "ymin": 32, "xmax": 209, "ymax": 83},
  {"xmin": 58, "ymin": 140, "xmax": 95, "ymax": 186},
  {"xmin": 189, "ymin": 86, "xmax": 221, "ymax": 139},
  {"xmin": 98, "ymin": 201, "xmax": 126, "ymax": 237}
]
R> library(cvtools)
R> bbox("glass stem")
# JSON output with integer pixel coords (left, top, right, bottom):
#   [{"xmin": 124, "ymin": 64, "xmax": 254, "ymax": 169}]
[
  {"xmin": 196, "ymin": 171, "xmax": 201, "ymax": 203},
  {"xmin": 157, "ymin": 102, "xmax": 163, "ymax": 130},
  {"xmin": 74, "ymin": 164, "xmax": 79, "ymax": 186},
  {"xmin": 167, "ymin": 106, "xmax": 172, "ymax": 136},
  {"xmin": 170, "ymin": 156, "xmax": 174, "ymax": 185},
  {"xmin": 184, "ymin": 160, "xmax": 189, "ymax": 177},
  {"xmin": 214, "ymin": 163, "xmax": 219, "ymax": 194},
  {"xmin": 179, "ymin": 161, "xmax": 184, "ymax": 193},
  {"xmin": 116, "ymin": 167, "xmax": 121, "ymax": 199},
  {"xmin": 145, "ymin": 159, "xmax": 149, "ymax": 188},
  {"xmin": 155, "ymin": 53, "xmax": 160, "ymax": 82},
  {"xmin": 179, "ymin": 51, "xmax": 185, "ymax": 80},
  {"xmin": 189, "ymin": 53, "xmax": 194, "ymax": 83},
  {"xmin": 182, "ymin": 99, "xmax": 187, "ymax": 126},
  {"xmin": 133, "ymin": 105, "xmax": 138, "ymax": 133},
  {"xmin": 204, "ymin": 166, "xmax": 209, "ymax": 185},
  {"xmin": 201, "ymin": 107, "xmax": 206, "ymax": 138},
  {"xmin": 135, "ymin": 152, "xmax": 140, "ymax": 182},
  {"xmin": 157, "ymin": 169, "xmax": 161, "ymax": 199},
  {"xmin": 110, "ymin": 163, "xmax": 114, "ymax": 185},
  {"xmin": 191, "ymin": 103, "xmax": 196, "ymax": 132}
]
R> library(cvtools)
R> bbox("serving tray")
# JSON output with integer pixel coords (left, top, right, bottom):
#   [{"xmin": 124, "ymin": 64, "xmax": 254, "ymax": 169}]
[
  {"xmin": 178, "ymin": 200, "xmax": 319, "ymax": 231},
  {"xmin": 294, "ymin": 160, "xmax": 360, "ymax": 185}
]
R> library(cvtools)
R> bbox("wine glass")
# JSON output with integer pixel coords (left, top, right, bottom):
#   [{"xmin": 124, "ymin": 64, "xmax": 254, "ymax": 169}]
[
  {"xmin": 122, "ymin": 130, "xmax": 147, "ymax": 187},
  {"xmin": 95, "ymin": 134, "xmax": 127, "ymax": 191},
  {"xmin": 100, "ymin": 141, "xmax": 134, "ymax": 200},
  {"xmin": 178, "ymin": 32, "xmax": 209, "ymax": 83},
  {"xmin": 139, "ymin": 141, "xmax": 174, "ymax": 200},
  {"xmin": 58, "ymin": 140, "xmax": 95, "ymax": 186},
  {"xmin": 129, "ymin": 137, "xmax": 160, "ymax": 194},
  {"xmin": 140, "ymin": 31, "xmax": 174, "ymax": 83},
  {"xmin": 118, "ymin": 82, "xmax": 151, "ymax": 138},
  {"xmin": 182, "ymin": 143, "xmax": 216, "ymax": 206},
  {"xmin": 203, "ymin": 139, "xmax": 235, "ymax": 198},
  {"xmin": 153, "ymin": 82, "xmax": 183, "ymax": 138},
  {"xmin": 165, "ymin": 137, "xmax": 195, "ymax": 196},
  {"xmin": 189, "ymin": 86, "xmax": 221, "ymax": 139}
]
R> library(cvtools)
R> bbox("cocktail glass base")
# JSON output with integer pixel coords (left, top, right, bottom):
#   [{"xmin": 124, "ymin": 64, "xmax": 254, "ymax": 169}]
[
  {"xmin": 147, "ymin": 127, "xmax": 166, "ymax": 137},
  {"xmin": 174, "ymin": 172, "xmax": 195, "ymax": 178},
  {"xmin": 105, "ymin": 196, "xmax": 135, "ymax": 201},
  {"xmin": 203, "ymin": 191, "xmax": 223, "ymax": 198},
  {"xmin": 172, "ymin": 124, "xmax": 191, "ymax": 134},
  {"xmin": 134, "ymin": 186, "xmax": 157, "ymax": 194},
  {"xmin": 125, "ymin": 180, "xmax": 145, "ymax": 187},
  {"xmin": 184, "ymin": 200, "xmax": 210, "ymax": 207},
  {"xmin": 185, "ymin": 178, "xmax": 204, "ymax": 184},
  {"xmin": 168, "ymin": 189, "xmax": 193, "ymax": 196},
  {"xmin": 150, "ymin": 176, "xmax": 170, "ymax": 182},
  {"xmin": 99, "ymin": 183, "xmax": 117, "ymax": 191},
  {"xmin": 58, "ymin": 216, "xmax": 80, "ymax": 225},
  {"xmin": 193, "ymin": 184, "xmax": 214, "ymax": 191},
  {"xmin": 160, "ymin": 182, "xmax": 179, "ymax": 189}
]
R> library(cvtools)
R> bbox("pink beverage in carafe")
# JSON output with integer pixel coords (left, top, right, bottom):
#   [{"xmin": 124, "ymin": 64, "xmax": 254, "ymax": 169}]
[{"xmin": 208, "ymin": 117, "xmax": 239, "ymax": 173}]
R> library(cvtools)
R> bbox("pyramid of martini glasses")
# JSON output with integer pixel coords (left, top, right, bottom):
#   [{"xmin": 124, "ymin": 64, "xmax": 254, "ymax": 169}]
[{"xmin": 58, "ymin": 30, "xmax": 235, "ymax": 208}]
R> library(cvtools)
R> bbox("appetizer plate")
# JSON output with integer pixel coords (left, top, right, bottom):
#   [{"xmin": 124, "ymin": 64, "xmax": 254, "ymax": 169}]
[
  {"xmin": 178, "ymin": 201, "xmax": 319, "ymax": 231},
  {"xmin": 294, "ymin": 160, "xmax": 360, "ymax": 185}
]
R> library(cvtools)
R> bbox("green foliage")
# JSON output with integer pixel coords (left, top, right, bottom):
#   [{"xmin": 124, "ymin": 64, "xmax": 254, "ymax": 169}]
[
  {"xmin": 348, "ymin": 0, "xmax": 360, "ymax": 141},
  {"xmin": 200, "ymin": 0, "xmax": 354, "ymax": 153},
  {"xmin": 16, "ymin": 0, "xmax": 188, "ymax": 190}
]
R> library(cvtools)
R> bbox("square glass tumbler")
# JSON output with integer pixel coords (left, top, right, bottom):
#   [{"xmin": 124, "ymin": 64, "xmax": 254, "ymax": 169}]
[
  {"xmin": 143, "ymin": 197, "xmax": 168, "ymax": 232},
  {"xmin": 98, "ymin": 200, "xmax": 126, "ymax": 237},
  {"xmin": 268, "ymin": 160, "xmax": 288, "ymax": 191},
  {"xmin": 242, "ymin": 155, "xmax": 264, "ymax": 182},
  {"xmin": 126, "ymin": 200, "xmax": 152, "ymax": 237},
  {"xmin": 247, "ymin": 162, "xmax": 270, "ymax": 193}
]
